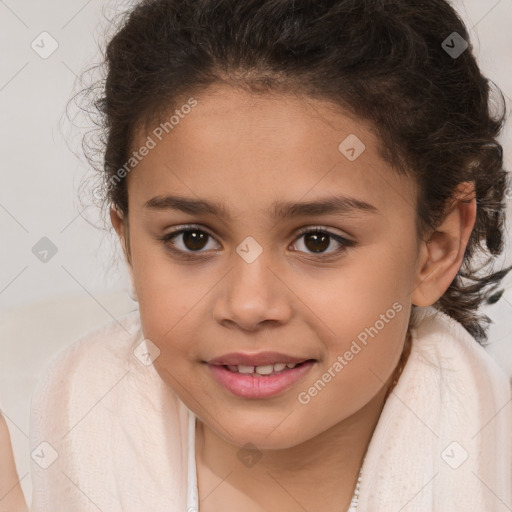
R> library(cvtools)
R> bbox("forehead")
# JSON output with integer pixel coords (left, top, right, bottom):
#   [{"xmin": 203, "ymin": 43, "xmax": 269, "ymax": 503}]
[{"xmin": 127, "ymin": 85, "xmax": 417, "ymax": 220}]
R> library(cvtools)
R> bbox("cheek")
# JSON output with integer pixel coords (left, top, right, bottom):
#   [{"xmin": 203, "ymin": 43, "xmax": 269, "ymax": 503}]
[
  {"xmin": 128, "ymin": 234, "xmax": 202, "ymax": 361},
  {"xmin": 298, "ymin": 241, "xmax": 414, "ymax": 401},
  {"xmin": 296, "ymin": 300, "xmax": 409, "ymax": 424},
  {"xmin": 303, "ymin": 234, "xmax": 415, "ymax": 333}
]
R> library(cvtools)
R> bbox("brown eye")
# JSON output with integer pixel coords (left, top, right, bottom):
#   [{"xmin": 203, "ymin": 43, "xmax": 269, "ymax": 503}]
[
  {"xmin": 181, "ymin": 230, "xmax": 208, "ymax": 251},
  {"xmin": 161, "ymin": 226, "xmax": 220, "ymax": 253},
  {"xmin": 303, "ymin": 232, "xmax": 330, "ymax": 253},
  {"xmin": 292, "ymin": 228, "xmax": 355, "ymax": 256},
  {"xmin": 160, "ymin": 225, "xmax": 355, "ymax": 259}
]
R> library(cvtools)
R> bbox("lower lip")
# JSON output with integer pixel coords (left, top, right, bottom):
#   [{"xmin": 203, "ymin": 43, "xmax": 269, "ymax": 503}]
[{"xmin": 206, "ymin": 361, "xmax": 316, "ymax": 399}]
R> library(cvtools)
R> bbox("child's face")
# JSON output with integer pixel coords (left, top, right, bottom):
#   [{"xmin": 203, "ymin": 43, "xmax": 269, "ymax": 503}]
[{"xmin": 121, "ymin": 85, "xmax": 422, "ymax": 449}]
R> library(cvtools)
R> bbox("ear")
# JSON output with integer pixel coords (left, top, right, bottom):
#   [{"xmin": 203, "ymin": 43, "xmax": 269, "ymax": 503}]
[
  {"xmin": 110, "ymin": 206, "xmax": 138, "ymax": 301},
  {"xmin": 411, "ymin": 181, "xmax": 477, "ymax": 307},
  {"xmin": 110, "ymin": 206, "xmax": 131, "ymax": 267}
]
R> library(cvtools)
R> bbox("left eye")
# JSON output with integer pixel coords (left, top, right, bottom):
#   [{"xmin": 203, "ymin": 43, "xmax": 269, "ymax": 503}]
[
  {"xmin": 160, "ymin": 225, "xmax": 354, "ymax": 257},
  {"xmin": 291, "ymin": 228, "xmax": 354, "ymax": 255}
]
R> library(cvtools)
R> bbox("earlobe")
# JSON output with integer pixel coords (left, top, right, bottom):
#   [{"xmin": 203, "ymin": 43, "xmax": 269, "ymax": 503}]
[{"xmin": 411, "ymin": 182, "xmax": 477, "ymax": 307}]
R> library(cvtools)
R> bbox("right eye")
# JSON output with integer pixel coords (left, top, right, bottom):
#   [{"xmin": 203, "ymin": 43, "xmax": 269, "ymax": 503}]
[{"xmin": 159, "ymin": 224, "xmax": 221, "ymax": 254}]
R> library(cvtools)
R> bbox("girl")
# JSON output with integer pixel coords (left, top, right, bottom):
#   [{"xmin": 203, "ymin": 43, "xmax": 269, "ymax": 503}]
[
  {"xmin": 0, "ymin": 412, "xmax": 28, "ymax": 512},
  {"xmin": 30, "ymin": 0, "xmax": 512, "ymax": 510}
]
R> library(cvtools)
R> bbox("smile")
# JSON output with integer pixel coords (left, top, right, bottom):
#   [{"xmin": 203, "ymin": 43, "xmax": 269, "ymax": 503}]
[
  {"xmin": 226, "ymin": 361, "xmax": 302, "ymax": 375},
  {"xmin": 206, "ymin": 360, "xmax": 316, "ymax": 398}
]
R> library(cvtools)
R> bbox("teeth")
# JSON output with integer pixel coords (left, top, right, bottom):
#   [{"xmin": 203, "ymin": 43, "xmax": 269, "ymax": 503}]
[
  {"xmin": 237, "ymin": 365, "xmax": 255, "ymax": 374},
  {"xmin": 255, "ymin": 364, "xmax": 274, "ymax": 375},
  {"xmin": 226, "ymin": 362, "xmax": 302, "ymax": 375}
]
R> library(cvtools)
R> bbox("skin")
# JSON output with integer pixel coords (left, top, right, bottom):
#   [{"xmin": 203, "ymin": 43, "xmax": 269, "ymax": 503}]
[
  {"xmin": 0, "ymin": 414, "xmax": 28, "ymax": 512},
  {"xmin": 111, "ymin": 84, "xmax": 476, "ymax": 511}
]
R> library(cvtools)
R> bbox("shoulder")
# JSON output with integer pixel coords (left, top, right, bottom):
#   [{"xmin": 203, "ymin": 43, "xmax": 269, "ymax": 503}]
[
  {"xmin": 29, "ymin": 309, "xmax": 189, "ymax": 510},
  {"xmin": 35, "ymin": 309, "xmax": 142, "ymax": 390},
  {"xmin": 60, "ymin": 308, "xmax": 143, "ymax": 364},
  {"xmin": 30, "ymin": 309, "xmax": 145, "ymax": 435},
  {"xmin": 410, "ymin": 305, "xmax": 511, "ymax": 396}
]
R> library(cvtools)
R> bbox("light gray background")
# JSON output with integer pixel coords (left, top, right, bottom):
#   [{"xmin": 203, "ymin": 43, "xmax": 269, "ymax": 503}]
[{"xmin": 1, "ymin": 0, "xmax": 511, "ymax": 506}]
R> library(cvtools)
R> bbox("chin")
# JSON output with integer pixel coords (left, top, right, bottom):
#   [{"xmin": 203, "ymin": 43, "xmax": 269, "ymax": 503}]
[{"xmin": 207, "ymin": 417, "xmax": 310, "ymax": 451}]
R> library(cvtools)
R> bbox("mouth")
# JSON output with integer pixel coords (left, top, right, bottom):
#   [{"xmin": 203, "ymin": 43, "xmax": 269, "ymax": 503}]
[
  {"xmin": 218, "ymin": 359, "xmax": 315, "ymax": 377},
  {"xmin": 204, "ymin": 358, "xmax": 317, "ymax": 399},
  {"xmin": 206, "ymin": 351, "xmax": 315, "ymax": 367}
]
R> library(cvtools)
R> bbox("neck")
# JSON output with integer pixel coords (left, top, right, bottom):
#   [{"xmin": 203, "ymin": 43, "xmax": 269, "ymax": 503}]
[{"xmin": 195, "ymin": 380, "xmax": 392, "ymax": 512}]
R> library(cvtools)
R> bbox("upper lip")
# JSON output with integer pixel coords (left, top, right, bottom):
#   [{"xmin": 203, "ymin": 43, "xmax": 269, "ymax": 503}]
[{"xmin": 207, "ymin": 351, "xmax": 314, "ymax": 367}]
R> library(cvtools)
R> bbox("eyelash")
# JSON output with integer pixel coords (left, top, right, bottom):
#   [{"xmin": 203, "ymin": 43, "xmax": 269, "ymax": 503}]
[{"xmin": 159, "ymin": 224, "xmax": 356, "ymax": 260}]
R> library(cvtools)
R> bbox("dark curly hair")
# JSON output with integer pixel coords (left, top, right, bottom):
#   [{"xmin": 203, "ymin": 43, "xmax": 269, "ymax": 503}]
[{"xmin": 80, "ymin": 0, "xmax": 511, "ymax": 345}]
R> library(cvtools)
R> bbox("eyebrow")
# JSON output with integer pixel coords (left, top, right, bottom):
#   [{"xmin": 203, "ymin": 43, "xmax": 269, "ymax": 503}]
[{"xmin": 144, "ymin": 194, "xmax": 379, "ymax": 221}]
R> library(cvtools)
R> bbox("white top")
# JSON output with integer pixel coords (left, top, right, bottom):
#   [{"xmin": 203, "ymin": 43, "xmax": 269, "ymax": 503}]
[
  {"xmin": 30, "ymin": 305, "xmax": 512, "ymax": 511},
  {"xmin": 187, "ymin": 410, "xmax": 198, "ymax": 511}
]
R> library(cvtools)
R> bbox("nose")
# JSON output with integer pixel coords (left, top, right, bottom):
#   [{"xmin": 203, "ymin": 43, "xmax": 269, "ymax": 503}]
[{"xmin": 212, "ymin": 249, "xmax": 293, "ymax": 332}]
